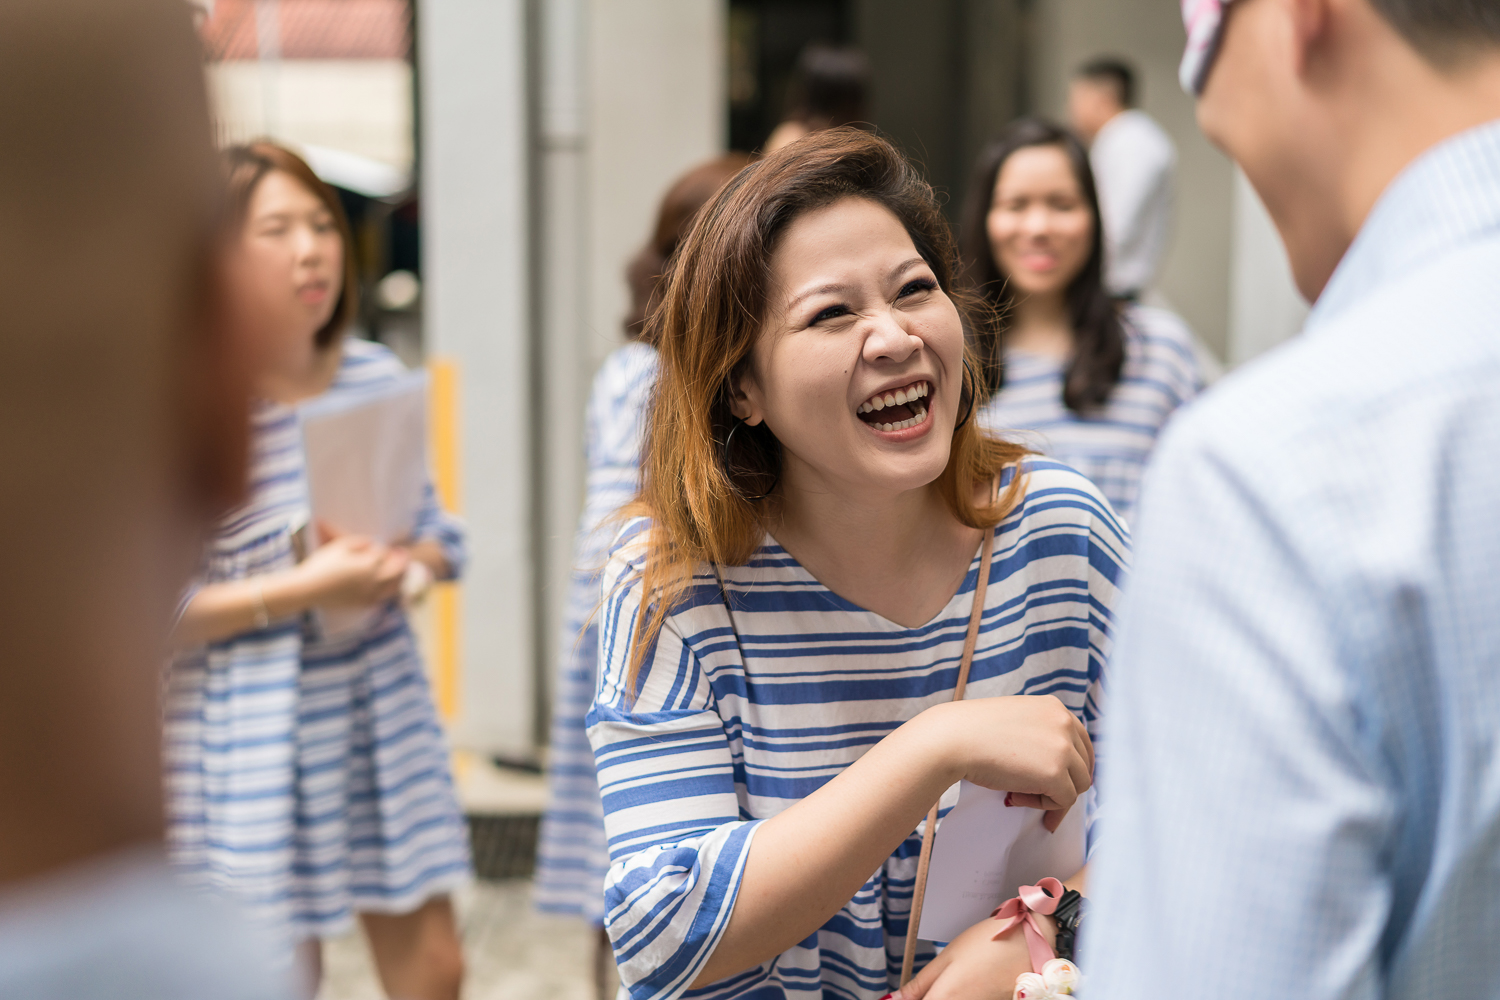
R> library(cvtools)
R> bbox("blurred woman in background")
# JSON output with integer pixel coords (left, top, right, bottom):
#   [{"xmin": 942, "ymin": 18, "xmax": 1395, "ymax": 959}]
[
  {"xmin": 958, "ymin": 118, "xmax": 1205, "ymax": 524},
  {"xmin": 533, "ymin": 151, "xmax": 751, "ymax": 1000},
  {"xmin": 168, "ymin": 142, "xmax": 469, "ymax": 1000}
]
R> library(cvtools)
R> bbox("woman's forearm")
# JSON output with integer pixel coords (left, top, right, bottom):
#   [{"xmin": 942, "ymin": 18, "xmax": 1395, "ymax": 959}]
[
  {"xmin": 691, "ymin": 709, "xmax": 961, "ymax": 987},
  {"xmin": 172, "ymin": 570, "xmax": 313, "ymax": 649}
]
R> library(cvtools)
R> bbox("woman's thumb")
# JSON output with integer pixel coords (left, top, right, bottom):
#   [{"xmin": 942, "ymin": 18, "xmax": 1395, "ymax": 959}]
[{"xmin": 893, "ymin": 954, "xmax": 943, "ymax": 1000}]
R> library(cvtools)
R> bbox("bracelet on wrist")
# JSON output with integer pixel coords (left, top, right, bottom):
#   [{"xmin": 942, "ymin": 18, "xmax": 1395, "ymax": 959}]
[{"xmin": 251, "ymin": 581, "xmax": 271, "ymax": 630}]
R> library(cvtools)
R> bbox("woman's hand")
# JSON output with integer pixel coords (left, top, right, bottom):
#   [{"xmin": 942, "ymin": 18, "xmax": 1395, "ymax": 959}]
[
  {"xmin": 294, "ymin": 531, "xmax": 409, "ymax": 609},
  {"xmin": 893, "ymin": 911, "xmax": 1057, "ymax": 1000},
  {"xmin": 921, "ymin": 696, "xmax": 1093, "ymax": 832}
]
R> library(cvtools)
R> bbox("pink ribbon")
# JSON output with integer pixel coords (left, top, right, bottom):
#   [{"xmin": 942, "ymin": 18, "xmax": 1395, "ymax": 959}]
[{"xmin": 989, "ymin": 877, "xmax": 1063, "ymax": 974}]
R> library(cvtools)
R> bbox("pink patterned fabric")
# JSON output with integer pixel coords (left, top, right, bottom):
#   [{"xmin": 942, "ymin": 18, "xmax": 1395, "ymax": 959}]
[{"xmin": 1179, "ymin": 0, "xmax": 1234, "ymax": 95}]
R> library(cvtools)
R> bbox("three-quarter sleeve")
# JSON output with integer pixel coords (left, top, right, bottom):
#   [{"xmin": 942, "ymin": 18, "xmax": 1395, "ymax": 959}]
[
  {"xmin": 586, "ymin": 528, "xmax": 762, "ymax": 1000},
  {"xmin": 410, "ymin": 480, "xmax": 466, "ymax": 580}
]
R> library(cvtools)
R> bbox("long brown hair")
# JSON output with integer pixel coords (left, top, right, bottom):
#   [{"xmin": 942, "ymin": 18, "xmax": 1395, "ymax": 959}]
[
  {"xmin": 222, "ymin": 140, "xmax": 358, "ymax": 349},
  {"xmin": 957, "ymin": 118, "xmax": 1125, "ymax": 411},
  {"xmin": 623, "ymin": 128, "xmax": 1029, "ymax": 689}
]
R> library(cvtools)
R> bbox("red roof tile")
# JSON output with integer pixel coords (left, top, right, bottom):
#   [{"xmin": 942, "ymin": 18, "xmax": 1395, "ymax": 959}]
[{"xmin": 201, "ymin": 0, "xmax": 410, "ymax": 61}]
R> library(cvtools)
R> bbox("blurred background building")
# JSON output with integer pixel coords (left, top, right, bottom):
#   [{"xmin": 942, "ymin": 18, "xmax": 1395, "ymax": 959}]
[{"xmin": 196, "ymin": 0, "xmax": 1307, "ymax": 768}]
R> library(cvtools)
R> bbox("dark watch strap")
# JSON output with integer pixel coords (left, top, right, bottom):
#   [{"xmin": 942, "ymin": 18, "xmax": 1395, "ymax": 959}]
[{"xmin": 1051, "ymin": 889, "xmax": 1086, "ymax": 962}]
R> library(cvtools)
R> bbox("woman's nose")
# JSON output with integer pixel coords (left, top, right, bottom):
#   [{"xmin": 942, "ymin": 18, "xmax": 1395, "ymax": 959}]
[
  {"xmin": 293, "ymin": 224, "xmax": 322, "ymax": 263},
  {"xmin": 1022, "ymin": 205, "xmax": 1053, "ymax": 236},
  {"xmin": 862, "ymin": 311, "xmax": 921, "ymax": 363}
]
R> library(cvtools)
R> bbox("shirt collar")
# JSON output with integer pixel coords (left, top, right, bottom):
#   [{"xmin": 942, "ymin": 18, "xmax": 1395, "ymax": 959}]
[{"xmin": 1310, "ymin": 117, "xmax": 1500, "ymax": 327}]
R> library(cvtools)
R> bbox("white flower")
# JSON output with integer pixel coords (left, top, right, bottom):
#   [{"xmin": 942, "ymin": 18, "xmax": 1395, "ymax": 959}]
[
  {"xmin": 1013, "ymin": 972, "xmax": 1053, "ymax": 1000},
  {"xmin": 1041, "ymin": 958, "xmax": 1082, "ymax": 995}
]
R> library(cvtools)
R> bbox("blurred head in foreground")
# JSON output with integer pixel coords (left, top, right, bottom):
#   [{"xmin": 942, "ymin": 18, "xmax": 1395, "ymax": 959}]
[
  {"xmin": 0, "ymin": 0, "xmax": 284, "ymax": 993},
  {"xmin": 1191, "ymin": 0, "xmax": 1500, "ymax": 299},
  {"xmin": 625, "ymin": 153, "xmax": 754, "ymax": 340}
]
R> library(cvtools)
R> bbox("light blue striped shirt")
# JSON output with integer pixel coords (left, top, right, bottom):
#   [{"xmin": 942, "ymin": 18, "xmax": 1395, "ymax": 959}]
[
  {"xmin": 1085, "ymin": 120, "xmax": 1500, "ymax": 998},
  {"xmin": 589, "ymin": 461, "xmax": 1126, "ymax": 1000}
]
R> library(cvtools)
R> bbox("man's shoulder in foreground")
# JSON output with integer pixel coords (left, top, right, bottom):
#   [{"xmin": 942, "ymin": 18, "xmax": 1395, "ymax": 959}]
[
  {"xmin": 1151, "ymin": 224, "xmax": 1500, "ymax": 511},
  {"xmin": 0, "ymin": 849, "xmax": 293, "ymax": 1000}
]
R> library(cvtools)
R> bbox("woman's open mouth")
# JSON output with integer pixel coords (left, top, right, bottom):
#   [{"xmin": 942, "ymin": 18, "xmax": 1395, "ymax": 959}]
[{"xmin": 856, "ymin": 379, "xmax": 930, "ymax": 433}]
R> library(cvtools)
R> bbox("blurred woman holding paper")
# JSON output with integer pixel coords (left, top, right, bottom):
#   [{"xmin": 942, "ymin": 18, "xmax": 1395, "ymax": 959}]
[
  {"xmin": 588, "ymin": 130, "xmax": 1122, "ymax": 1000},
  {"xmin": 168, "ymin": 142, "xmax": 469, "ymax": 1000}
]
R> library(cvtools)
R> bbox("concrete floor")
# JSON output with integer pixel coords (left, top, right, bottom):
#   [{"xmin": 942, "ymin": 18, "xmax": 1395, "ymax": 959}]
[{"xmin": 317, "ymin": 880, "xmax": 600, "ymax": 1000}]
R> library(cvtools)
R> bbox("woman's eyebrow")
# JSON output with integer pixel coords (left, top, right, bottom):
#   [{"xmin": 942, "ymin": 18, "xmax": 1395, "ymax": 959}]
[
  {"xmin": 785, "ymin": 282, "xmax": 847, "ymax": 312},
  {"xmin": 889, "ymin": 256, "xmax": 927, "ymax": 280},
  {"xmin": 784, "ymin": 257, "xmax": 929, "ymax": 311}
]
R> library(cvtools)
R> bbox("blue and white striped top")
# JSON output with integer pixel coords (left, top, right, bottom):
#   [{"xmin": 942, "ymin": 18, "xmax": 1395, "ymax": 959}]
[
  {"xmin": 535, "ymin": 341, "xmax": 660, "ymax": 922},
  {"xmin": 977, "ymin": 305, "xmax": 1204, "ymax": 523},
  {"xmin": 587, "ymin": 461, "xmax": 1126, "ymax": 1000}
]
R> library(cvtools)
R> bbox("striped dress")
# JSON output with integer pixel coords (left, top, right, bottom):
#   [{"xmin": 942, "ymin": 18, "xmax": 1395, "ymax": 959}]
[
  {"xmin": 292, "ymin": 339, "xmax": 471, "ymax": 935},
  {"xmin": 166, "ymin": 399, "xmax": 308, "ymax": 938},
  {"xmin": 535, "ymin": 341, "xmax": 660, "ymax": 923},
  {"xmin": 588, "ymin": 460, "xmax": 1126, "ymax": 1000},
  {"xmin": 978, "ymin": 305, "xmax": 1204, "ymax": 523},
  {"xmin": 167, "ymin": 337, "xmax": 471, "ymax": 943}
]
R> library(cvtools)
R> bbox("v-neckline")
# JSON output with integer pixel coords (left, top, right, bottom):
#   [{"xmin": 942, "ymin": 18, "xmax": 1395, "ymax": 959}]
[{"xmin": 760, "ymin": 528, "xmax": 993, "ymax": 634}]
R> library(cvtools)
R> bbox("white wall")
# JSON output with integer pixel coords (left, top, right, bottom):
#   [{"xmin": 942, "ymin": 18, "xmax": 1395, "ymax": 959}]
[
  {"xmin": 1228, "ymin": 168, "xmax": 1308, "ymax": 364},
  {"xmin": 207, "ymin": 59, "xmax": 413, "ymax": 169},
  {"xmin": 583, "ymin": 0, "xmax": 727, "ymax": 372},
  {"xmin": 529, "ymin": 0, "xmax": 726, "ymax": 726},
  {"xmin": 418, "ymin": 0, "xmax": 532, "ymax": 757},
  {"xmin": 419, "ymin": 0, "xmax": 724, "ymax": 755},
  {"xmin": 1027, "ymin": 0, "xmax": 1235, "ymax": 359}
]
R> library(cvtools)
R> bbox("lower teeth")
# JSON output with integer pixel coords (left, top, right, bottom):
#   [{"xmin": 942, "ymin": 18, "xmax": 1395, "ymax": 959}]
[{"xmin": 874, "ymin": 405, "xmax": 926, "ymax": 432}]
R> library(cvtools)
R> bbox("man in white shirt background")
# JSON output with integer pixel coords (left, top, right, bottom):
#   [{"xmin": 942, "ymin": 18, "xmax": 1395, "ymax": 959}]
[{"xmin": 1068, "ymin": 57, "xmax": 1178, "ymax": 300}]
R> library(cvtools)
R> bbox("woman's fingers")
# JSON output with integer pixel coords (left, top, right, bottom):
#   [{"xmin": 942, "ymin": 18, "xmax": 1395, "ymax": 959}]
[
  {"xmin": 1070, "ymin": 714, "xmax": 1095, "ymax": 775},
  {"xmin": 893, "ymin": 947, "xmax": 949, "ymax": 999},
  {"xmin": 1042, "ymin": 806, "xmax": 1069, "ymax": 833}
]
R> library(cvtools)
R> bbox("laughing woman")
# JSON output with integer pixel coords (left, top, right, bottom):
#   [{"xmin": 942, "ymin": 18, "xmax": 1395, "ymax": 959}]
[{"xmin": 589, "ymin": 130, "xmax": 1127, "ymax": 1000}]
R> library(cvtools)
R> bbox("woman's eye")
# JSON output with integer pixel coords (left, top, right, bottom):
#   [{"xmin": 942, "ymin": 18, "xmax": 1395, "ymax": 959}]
[
  {"xmin": 811, "ymin": 304, "xmax": 850, "ymax": 324},
  {"xmin": 898, "ymin": 279, "xmax": 936, "ymax": 298}
]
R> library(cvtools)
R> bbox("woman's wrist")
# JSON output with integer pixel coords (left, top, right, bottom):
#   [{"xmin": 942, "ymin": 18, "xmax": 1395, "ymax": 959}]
[
  {"xmin": 259, "ymin": 567, "xmax": 314, "ymax": 618},
  {"xmin": 901, "ymin": 701, "xmax": 968, "ymax": 790}
]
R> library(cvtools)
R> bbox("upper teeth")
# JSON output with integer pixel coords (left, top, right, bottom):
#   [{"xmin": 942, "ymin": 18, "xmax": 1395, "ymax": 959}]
[{"xmin": 859, "ymin": 381, "xmax": 929, "ymax": 414}]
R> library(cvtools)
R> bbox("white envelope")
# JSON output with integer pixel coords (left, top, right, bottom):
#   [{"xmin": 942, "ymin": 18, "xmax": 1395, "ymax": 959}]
[
  {"xmin": 916, "ymin": 781, "xmax": 1090, "ymax": 942},
  {"xmin": 298, "ymin": 370, "xmax": 429, "ymax": 638}
]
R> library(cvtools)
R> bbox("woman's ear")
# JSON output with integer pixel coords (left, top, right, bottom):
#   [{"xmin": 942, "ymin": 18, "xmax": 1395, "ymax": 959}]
[{"xmin": 727, "ymin": 367, "xmax": 765, "ymax": 426}]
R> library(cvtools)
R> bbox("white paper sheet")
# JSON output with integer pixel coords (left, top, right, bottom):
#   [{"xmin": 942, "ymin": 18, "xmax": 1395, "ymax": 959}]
[
  {"xmin": 298, "ymin": 371, "xmax": 429, "ymax": 637},
  {"xmin": 916, "ymin": 781, "xmax": 1089, "ymax": 942}
]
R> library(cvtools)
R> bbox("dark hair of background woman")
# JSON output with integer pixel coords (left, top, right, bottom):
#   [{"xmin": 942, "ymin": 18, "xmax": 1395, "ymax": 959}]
[{"xmin": 957, "ymin": 117, "xmax": 1125, "ymax": 412}]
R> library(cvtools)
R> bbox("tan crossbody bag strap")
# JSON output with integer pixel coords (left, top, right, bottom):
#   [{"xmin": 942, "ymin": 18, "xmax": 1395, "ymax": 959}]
[{"xmin": 899, "ymin": 521, "xmax": 994, "ymax": 986}]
